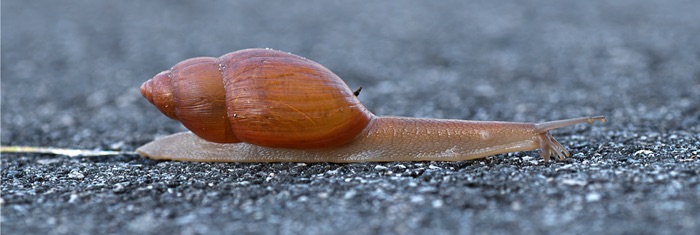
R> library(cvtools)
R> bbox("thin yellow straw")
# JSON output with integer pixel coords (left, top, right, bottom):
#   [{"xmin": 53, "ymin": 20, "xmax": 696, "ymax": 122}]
[{"xmin": 0, "ymin": 146, "xmax": 137, "ymax": 157}]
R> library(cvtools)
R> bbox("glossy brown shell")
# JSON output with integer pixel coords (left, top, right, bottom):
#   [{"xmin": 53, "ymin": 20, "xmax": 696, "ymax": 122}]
[{"xmin": 140, "ymin": 48, "xmax": 374, "ymax": 148}]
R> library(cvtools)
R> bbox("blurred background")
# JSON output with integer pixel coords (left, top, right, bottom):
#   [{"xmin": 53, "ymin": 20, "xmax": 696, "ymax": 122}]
[{"xmin": 2, "ymin": 0, "xmax": 699, "ymax": 234}]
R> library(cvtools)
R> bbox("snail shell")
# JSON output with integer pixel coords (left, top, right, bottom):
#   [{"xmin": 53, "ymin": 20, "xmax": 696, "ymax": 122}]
[{"xmin": 141, "ymin": 49, "xmax": 373, "ymax": 148}]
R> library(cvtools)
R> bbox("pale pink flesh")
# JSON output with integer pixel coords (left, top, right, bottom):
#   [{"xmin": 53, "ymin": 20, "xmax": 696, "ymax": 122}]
[{"xmin": 137, "ymin": 116, "xmax": 606, "ymax": 162}]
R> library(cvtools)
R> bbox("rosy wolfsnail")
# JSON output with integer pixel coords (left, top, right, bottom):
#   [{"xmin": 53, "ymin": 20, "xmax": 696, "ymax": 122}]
[{"xmin": 137, "ymin": 48, "xmax": 605, "ymax": 162}]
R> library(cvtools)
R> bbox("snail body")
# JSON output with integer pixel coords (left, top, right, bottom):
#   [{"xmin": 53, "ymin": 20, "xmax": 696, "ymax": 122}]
[{"xmin": 137, "ymin": 48, "xmax": 605, "ymax": 162}]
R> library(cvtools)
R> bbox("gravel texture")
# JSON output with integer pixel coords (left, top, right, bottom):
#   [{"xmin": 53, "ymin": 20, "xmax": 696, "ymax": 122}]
[{"xmin": 2, "ymin": 0, "xmax": 699, "ymax": 234}]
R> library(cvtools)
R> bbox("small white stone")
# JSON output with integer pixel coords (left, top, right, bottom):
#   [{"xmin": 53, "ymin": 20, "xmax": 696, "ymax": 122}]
[
  {"xmin": 586, "ymin": 192, "xmax": 601, "ymax": 202},
  {"xmin": 68, "ymin": 171, "xmax": 85, "ymax": 179},
  {"xmin": 432, "ymin": 199, "xmax": 444, "ymax": 208}
]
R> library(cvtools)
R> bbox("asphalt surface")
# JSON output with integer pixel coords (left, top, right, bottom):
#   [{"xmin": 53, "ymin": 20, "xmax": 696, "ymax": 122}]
[{"xmin": 2, "ymin": 0, "xmax": 699, "ymax": 234}]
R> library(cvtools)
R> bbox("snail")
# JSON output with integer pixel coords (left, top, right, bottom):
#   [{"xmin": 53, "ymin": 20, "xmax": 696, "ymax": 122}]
[{"xmin": 137, "ymin": 48, "xmax": 606, "ymax": 162}]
